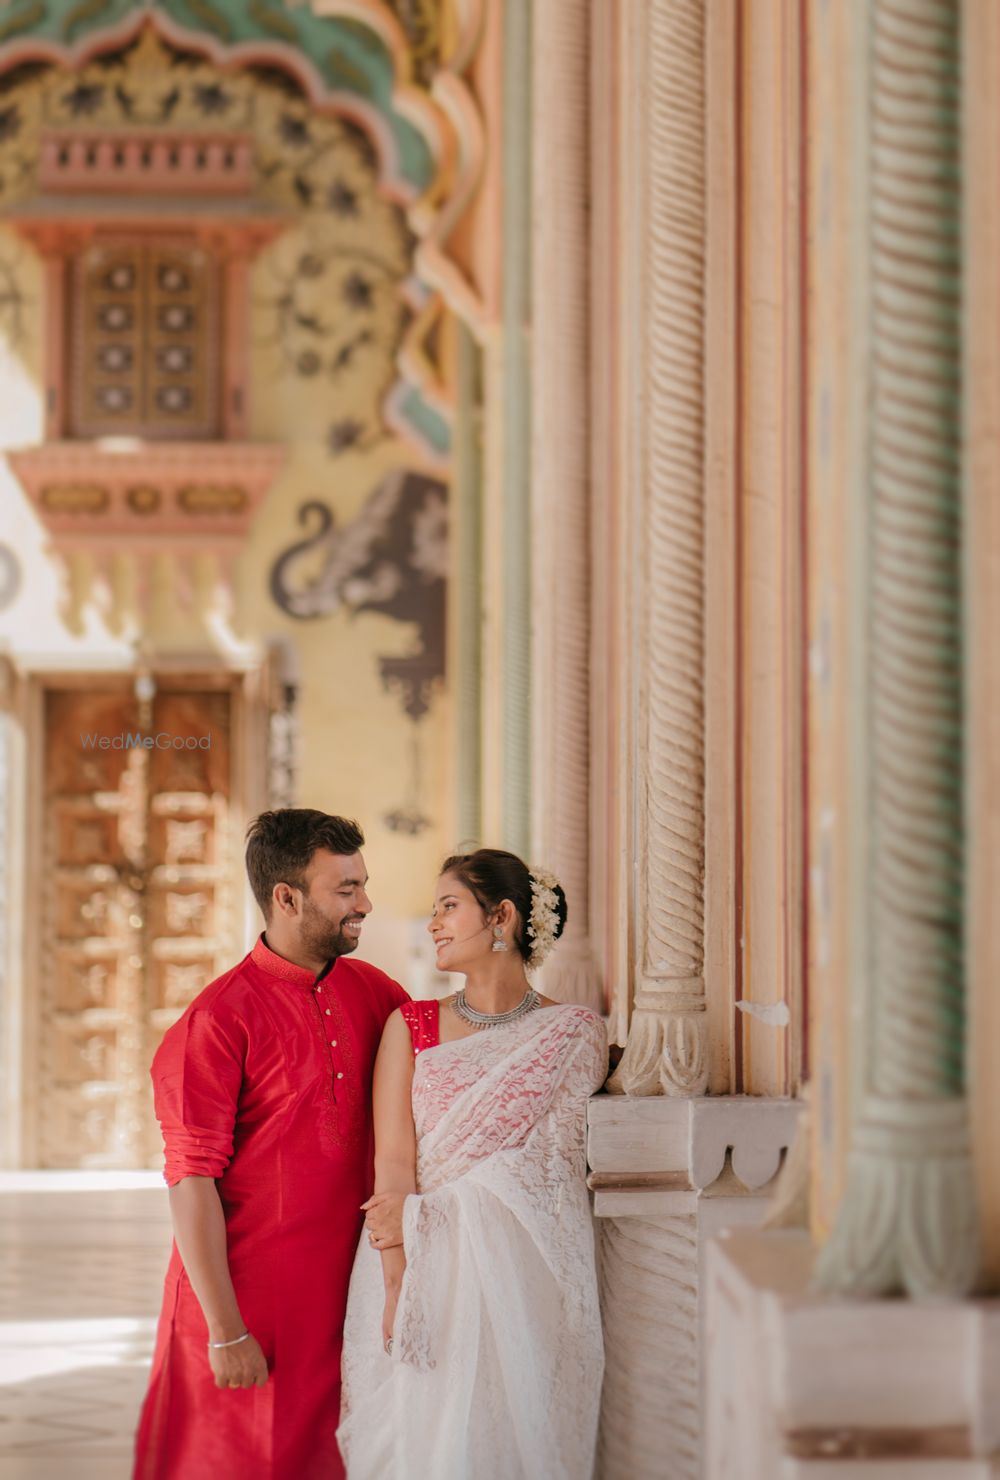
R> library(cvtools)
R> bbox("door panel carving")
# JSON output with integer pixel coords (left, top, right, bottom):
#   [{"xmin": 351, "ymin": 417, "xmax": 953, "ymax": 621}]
[{"xmin": 37, "ymin": 681, "xmax": 237, "ymax": 1168}]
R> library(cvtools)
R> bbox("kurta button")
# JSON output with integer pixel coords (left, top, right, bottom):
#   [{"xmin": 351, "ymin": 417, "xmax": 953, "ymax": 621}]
[
  {"xmin": 336, "ymin": 1071, "xmax": 344, "ymax": 1079},
  {"xmin": 325, "ymin": 1009, "xmax": 331, "ymax": 1016},
  {"xmin": 331, "ymin": 1039, "xmax": 337, "ymax": 1046}
]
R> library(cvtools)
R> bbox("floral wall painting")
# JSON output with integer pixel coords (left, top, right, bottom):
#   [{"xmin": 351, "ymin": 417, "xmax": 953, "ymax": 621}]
[
  {"xmin": 255, "ymin": 225, "xmax": 407, "ymax": 463},
  {"xmin": 270, "ymin": 469, "xmax": 447, "ymax": 835}
]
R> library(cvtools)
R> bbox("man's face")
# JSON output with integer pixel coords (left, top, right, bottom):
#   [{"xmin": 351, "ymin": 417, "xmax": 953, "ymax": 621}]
[{"xmin": 296, "ymin": 849, "xmax": 372, "ymax": 960}]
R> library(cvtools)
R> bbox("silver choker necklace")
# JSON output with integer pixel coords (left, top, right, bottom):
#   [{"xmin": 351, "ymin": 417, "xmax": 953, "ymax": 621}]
[{"xmin": 452, "ymin": 987, "xmax": 540, "ymax": 1029}]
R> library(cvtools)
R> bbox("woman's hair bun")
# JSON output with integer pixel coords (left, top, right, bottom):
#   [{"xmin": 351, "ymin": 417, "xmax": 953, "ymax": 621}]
[{"xmin": 440, "ymin": 848, "xmax": 567, "ymax": 964}]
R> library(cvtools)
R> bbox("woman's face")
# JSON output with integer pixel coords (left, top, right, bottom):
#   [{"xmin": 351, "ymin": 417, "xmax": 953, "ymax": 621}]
[{"xmin": 427, "ymin": 872, "xmax": 492, "ymax": 974}]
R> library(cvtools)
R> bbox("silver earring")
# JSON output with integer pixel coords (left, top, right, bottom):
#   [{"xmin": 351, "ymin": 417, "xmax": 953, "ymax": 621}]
[{"xmin": 492, "ymin": 926, "xmax": 508, "ymax": 953}]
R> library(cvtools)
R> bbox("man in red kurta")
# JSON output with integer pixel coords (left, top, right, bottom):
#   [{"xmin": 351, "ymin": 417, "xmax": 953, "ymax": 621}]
[{"xmin": 133, "ymin": 810, "xmax": 408, "ymax": 1480}]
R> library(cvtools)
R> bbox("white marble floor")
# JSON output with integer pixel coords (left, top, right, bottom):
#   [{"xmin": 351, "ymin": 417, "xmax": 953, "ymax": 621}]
[{"xmin": 0, "ymin": 1172, "xmax": 172, "ymax": 1480}]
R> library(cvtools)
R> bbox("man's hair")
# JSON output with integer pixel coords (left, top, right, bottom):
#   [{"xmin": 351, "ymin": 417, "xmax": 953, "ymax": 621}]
[{"xmin": 245, "ymin": 809, "xmax": 365, "ymax": 920}]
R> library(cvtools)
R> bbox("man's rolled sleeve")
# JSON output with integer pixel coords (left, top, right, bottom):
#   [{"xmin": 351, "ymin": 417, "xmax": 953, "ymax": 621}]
[{"xmin": 152, "ymin": 1007, "xmax": 245, "ymax": 1186}]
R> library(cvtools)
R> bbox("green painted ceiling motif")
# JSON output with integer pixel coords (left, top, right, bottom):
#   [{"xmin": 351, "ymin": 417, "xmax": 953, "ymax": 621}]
[{"xmin": 0, "ymin": 0, "xmax": 434, "ymax": 195}]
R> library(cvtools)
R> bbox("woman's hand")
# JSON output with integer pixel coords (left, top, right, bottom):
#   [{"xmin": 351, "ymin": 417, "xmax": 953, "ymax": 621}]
[
  {"xmin": 381, "ymin": 1290, "xmax": 399, "ymax": 1354},
  {"xmin": 362, "ymin": 1190, "xmax": 406, "ymax": 1249},
  {"xmin": 207, "ymin": 1333, "xmax": 269, "ymax": 1390}
]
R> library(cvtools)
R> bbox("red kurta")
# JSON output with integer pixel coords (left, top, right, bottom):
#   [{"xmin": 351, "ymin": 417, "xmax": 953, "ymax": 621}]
[{"xmin": 133, "ymin": 936, "xmax": 407, "ymax": 1480}]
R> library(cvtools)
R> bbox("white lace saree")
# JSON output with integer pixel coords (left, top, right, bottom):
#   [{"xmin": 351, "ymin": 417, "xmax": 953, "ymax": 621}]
[{"xmin": 338, "ymin": 1003, "xmax": 608, "ymax": 1480}]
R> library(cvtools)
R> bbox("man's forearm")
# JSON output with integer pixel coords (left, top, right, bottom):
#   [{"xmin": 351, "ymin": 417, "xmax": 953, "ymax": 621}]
[{"xmin": 168, "ymin": 1176, "xmax": 245, "ymax": 1342}]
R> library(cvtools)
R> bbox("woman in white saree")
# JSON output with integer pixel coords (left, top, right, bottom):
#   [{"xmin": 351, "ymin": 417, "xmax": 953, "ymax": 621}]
[{"xmin": 337, "ymin": 849, "xmax": 607, "ymax": 1480}]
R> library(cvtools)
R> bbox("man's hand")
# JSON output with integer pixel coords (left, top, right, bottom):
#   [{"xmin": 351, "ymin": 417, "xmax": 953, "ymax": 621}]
[
  {"xmin": 361, "ymin": 1191, "xmax": 406, "ymax": 1249},
  {"xmin": 207, "ymin": 1333, "xmax": 269, "ymax": 1390},
  {"xmin": 169, "ymin": 1178, "xmax": 264, "ymax": 1390}
]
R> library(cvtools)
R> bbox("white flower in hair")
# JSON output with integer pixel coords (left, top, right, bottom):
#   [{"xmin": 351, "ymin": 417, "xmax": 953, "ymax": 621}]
[{"xmin": 526, "ymin": 866, "xmax": 562, "ymax": 967}]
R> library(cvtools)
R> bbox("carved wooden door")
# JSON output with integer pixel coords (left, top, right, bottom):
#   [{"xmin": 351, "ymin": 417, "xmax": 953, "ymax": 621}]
[{"xmin": 38, "ymin": 679, "xmax": 236, "ymax": 1168}]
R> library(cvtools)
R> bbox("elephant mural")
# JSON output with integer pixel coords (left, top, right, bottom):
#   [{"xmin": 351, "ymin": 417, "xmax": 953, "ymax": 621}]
[{"xmin": 269, "ymin": 468, "xmax": 448, "ymax": 832}]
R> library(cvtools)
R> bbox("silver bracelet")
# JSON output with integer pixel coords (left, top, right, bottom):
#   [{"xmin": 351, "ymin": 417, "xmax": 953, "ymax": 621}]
[{"xmin": 208, "ymin": 1330, "xmax": 250, "ymax": 1350}]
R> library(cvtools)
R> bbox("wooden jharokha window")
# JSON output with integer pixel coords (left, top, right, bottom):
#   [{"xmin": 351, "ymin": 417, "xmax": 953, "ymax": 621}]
[
  {"xmin": 5, "ymin": 126, "xmax": 289, "ymax": 598},
  {"xmin": 69, "ymin": 236, "xmax": 221, "ymax": 441}
]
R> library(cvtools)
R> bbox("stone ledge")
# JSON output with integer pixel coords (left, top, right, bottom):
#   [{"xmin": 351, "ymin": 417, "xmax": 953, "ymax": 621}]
[
  {"xmin": 587, "ymin": 1093, "xmax": 802, "ymax": 1192},
  {"xmin": 703, "ymin": 1228, "xmax": 1000, "ymax": 1478}
]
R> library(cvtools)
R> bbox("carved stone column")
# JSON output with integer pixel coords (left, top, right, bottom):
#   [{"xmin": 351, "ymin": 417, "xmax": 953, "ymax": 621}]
[
  {"xmin": 451, "ymin": 318, "xmax": 483, "ymax": 847},
  {"xmin": 607, "ymin": 0, "xmax": 708, "ymax": 1095},
  {"xmin": 965, "ymin": 0, "xmax": 1000, "ymax": 1289},
  {"xmin": 529, "ymin": 0, "xmax": 602, "ymax": 1008},
  {"xmin": 0, "ymin": 661, "xmax": 10, "ymax": 1152},
  {"xmin": 499, "ymin": 0, "xmax": 533, "ymax": 862},
  {"xmin": 815, "ymin": 0, "xmax": 978, "ymax": 1299}
]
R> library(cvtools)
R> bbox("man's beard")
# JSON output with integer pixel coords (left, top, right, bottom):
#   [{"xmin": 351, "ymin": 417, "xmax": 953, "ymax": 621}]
[{"xmin": 300, "ymin": 896, "xmax": 362, "ymax": 961}]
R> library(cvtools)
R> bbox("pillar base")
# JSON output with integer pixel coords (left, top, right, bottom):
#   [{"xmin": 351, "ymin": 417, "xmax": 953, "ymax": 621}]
[
  {"xmin": 704, "ymin": 1228, "xmax": 1000, "ymax": 1478},
  {"xmin": 588, "ymin": 1094, "xmax": 802, "ymax": 1480}
]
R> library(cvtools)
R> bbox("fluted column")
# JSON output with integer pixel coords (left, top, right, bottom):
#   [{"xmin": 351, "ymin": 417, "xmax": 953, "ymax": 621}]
[
  {"xmin": 598, "ymin": 1213, "xmax": 699, "ymax": 1477},
  {"xmin": 608, "ymin": 0, "xmax": 707, "ymax": 1095},
  {"xmin": 529, "ymin": 0, "xmax": 602, "ymax": 1009},
  {"xmin": 499, "ymin": 0, "xmax": 532, "ymax": 862},
  {"xmin": 964, "ymin": 0, "xmax": 1000, "ymax": 1289},
  {"xmin": 451, "ymin": 319, "xmax": 483, "ymax": 847},
  {"xmin": 816, "ymin": 0, "xmax": 977, "ymax": 1298},
  {"xmin": 0, "ymin": 663, "xmax": 10, "ymax": 1159}
]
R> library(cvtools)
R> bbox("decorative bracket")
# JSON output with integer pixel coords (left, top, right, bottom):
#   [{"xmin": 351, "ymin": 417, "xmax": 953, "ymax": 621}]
[
  {"xmin": 587, "ymin": 1093, "xmax": 804, "ymax": 1216},
  {"xmin": 8, "ymin": 440, "xmax": 286, "ymax": 632}
]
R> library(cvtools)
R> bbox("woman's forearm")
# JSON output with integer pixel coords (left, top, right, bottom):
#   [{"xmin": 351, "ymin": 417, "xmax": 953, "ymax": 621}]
[
  {"xmin": 369, "ymin": 1012, "xmax": 419, "ymax": 1307},
  {"xmin": 374, "ymin": 1151, "xmax": 416, "ymax": 1198},
  {"xmin": 374, "ymin": 1157, "xmax": 414, "ymax": 1292},
  {"xmin": 168, "ymin": 1176, "xmax": 245, "ymax": 1342},
  {"xmin": 380, "ymin": 1242, "xmax": 407, "ymax": 1294}
]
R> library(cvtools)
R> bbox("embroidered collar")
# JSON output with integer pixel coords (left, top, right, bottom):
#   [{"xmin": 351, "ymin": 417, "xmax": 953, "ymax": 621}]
[{"xmin": 251, "ymin": 933, "xmax": 335, "ymax": 989}]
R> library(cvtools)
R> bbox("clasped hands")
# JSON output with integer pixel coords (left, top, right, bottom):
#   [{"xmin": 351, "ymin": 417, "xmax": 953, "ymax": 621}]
[{"xmin": 361, "ymin": 1191, "xmax": 406, "ymax": 1249}]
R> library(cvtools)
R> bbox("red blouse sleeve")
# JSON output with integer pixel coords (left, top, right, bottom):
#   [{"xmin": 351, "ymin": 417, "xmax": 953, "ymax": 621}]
[
  {"xmin": 151, "ymin": 1006, "xmax": 246, "ymax": 1186},
  {"xmin": 399, "ymin": 999, "xmax": 440, "ymax": 1055}
]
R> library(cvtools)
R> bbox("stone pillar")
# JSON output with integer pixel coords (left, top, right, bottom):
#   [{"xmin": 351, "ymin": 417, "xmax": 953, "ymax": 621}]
[
  {"xmin": 451, "ymin": 319, "xmax": 483, "ymax": 847},
  {"xmin": 815, "ymin": 0, "xmax": 978, "ymax": 1300},
  {"xmin": 498, "ymin": 0, "xmax": 532, "ymax": 862},
  {"xmin": 589, "ymin": 1096, "xmax": 802, "ymax": 1480},
  {"xmin": 606, "ymin": 0, "xmax": 708, "ymax": 1096},
  {"xmin": 963, "ymin": 0, "xmax": 1000, "ymax": 1291},
  {"xmin": 528, "ymin": 0, "xmax": 602, "ymax": 1008},
  {"xmin": 0, "ymin": 659, "xmax": 10, "ymax": 1159}
]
